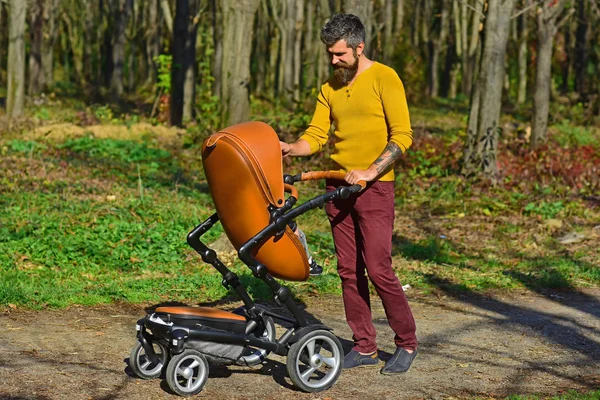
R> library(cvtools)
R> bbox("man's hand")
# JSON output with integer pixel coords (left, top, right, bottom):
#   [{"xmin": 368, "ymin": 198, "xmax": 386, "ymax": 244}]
[
  {"xmin": 279, "ymin": 139, "xmax": 312, "ymax": 158},
  {"xmin": 280, "ymin": 141, "xmax": 291, "ymax": 157},
  {"xmin": 345, "ymin": 168, "xmax": 378, "ymax": 185}
]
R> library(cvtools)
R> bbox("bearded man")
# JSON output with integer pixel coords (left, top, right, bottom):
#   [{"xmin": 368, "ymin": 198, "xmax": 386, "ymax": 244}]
[{"xmin": 280, "ymin": 14, "xmax": 418, "ymax": 375}]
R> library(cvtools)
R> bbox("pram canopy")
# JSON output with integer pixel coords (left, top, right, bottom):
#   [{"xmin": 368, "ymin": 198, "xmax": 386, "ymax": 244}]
[{"xmin": 202, "ymin": 121, "xmax": 309, "ymax": 281}]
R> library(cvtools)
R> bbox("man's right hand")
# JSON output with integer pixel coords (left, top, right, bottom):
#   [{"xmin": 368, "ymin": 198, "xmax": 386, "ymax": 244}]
[
  {"xmin": 280, "ymin": 141, "xmax": 291, "ymax": 157},
  {"xmin": 279, "ymin": 139, "xmax": 312, "ymax": 157}
]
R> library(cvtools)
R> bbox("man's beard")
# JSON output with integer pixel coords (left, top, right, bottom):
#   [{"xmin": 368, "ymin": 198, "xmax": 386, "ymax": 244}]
[{"xmin": 333, "ymin": 52, "xmax": 359, "ymax": 85}]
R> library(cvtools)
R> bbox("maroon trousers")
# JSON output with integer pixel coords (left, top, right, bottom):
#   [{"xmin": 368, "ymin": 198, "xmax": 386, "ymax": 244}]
[{"xmin": 325, "ymin": 180, "xmax": 417, "ymax": 353}]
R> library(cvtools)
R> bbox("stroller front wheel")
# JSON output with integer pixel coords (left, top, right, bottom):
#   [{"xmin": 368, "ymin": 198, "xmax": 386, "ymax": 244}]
[
  {"xmin": 237, "ymin": 316, "xmax": 276, "ymax": 366},
  {"xmin": 286, "ymin": 329, "xmax": 343, "ymax": 393},
  {"xmin": 128, "ymin": 340, "xmax": 168, "ymax": 380},
  {"xmin": 166, "ymin": 349, "xmax": 209, "ymax": 397}
]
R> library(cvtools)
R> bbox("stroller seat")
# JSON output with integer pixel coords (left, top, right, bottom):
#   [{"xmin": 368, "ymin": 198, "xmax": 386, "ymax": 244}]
[
  {"xmin": 129, "ymin": 121, "xmax": 365, "ymax": 396},
  {"xmin": 153, "ymin": 306, "xmax": 246, "ymax": 320}
]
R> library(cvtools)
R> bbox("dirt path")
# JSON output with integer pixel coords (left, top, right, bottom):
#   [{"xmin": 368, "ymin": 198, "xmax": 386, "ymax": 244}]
[{"xmin": 1, "ymin": 289, "xmax": 599, "ymax": 400}]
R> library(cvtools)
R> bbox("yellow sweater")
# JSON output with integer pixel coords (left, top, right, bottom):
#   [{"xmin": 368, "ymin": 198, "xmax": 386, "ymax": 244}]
[{"xmin": 300, "ymin": 62, "xmax": 413, "ymax": 181}]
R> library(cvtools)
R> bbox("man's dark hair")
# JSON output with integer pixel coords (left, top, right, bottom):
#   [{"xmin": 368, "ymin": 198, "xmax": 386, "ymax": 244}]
[{"xmin": 320, "ymin": 14, "xmax": 365, "ymax": 49}]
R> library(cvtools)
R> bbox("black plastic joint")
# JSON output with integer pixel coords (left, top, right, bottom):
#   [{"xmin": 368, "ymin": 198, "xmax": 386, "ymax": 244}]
[
  {"xmin": 276, "ymin": 287, "xmax": 290, "ymax": 302},
  {"xmin": 223, "ymin": 272, "xmax": 239, "ymax": 287},
  {"xmin": 255, "ymin": 264, "xmax": 268, "ymax": 278},
  {"xmin": 339, "ymin": 186, "xmax": 351, "ymax": 198},
  {"xmin": 275, "ymin": 217, "xmax": 288, "ymax": 232},
  {"xmin": 283, "ymin": 174, "xmax": 295, "ymax": 184},
  {"xmin": 201, "ymin": 249, "xmax": 217, "ymax": 263}
]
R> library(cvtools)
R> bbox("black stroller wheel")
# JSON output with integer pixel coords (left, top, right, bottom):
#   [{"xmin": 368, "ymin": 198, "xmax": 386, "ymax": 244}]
[
  {"xmin": 166, "ymin": 349, "xmax": 209, "ymax": 397},
  {"xmin": 128, "ymin": 340, "xmax": 168, "ymax": 380},
  {"xmin": 237, "ymin": 316, "xmax": 276, "ymax": 366},
  {"xmin": 286, "ymin": 329, "xmax": 343, "ymax": 393}
]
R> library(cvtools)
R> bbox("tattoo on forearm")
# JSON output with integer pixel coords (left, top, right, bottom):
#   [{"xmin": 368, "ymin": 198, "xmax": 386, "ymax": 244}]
[{"xmin": 373, "ymin": 142, "xmax": 402, "ymax": 174}]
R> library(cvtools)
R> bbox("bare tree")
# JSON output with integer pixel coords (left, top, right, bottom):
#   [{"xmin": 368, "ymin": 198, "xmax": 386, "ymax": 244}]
[
  {"xmin": 6, "ymin": 0, "xmax": 27, "ymax": 118},
  {"xmin": 220, "ymin": 0, "xmax": 260, "ymax": 126},
  {"xmin": 292, "ymin": 0, "xmax": 304, "ymax": 102},
  {"xmin": 573, "ymin": 0, "xmax": 589, "ymax": 95},
  {"xmin": 270, "ymin": 0, "xmax": 293, "ymax": 103},
  {"xmin": 110, "ymin": 0, "xmax": 132, "ymax": 102},
  {"xmin": 343, "ymin": 0, "xmax": 373, "ymax": 55},
  {"xmin": 160, "ymin": 0, "xmax": 174, "ymax": 34},
  {"xmin": 462, "ymin": 0, "xmax": 516, "ymax": 181},
  {"xmin": 516, "ymin": 0, "xmax": 529, "ymax": 104},
  {"xmin": 531, "ymin": 0, "xmax": 574, "ymax": 148},
  {"xmin": 28, "ymin": 0, "xmax": 44, "ymax": 95},
  {"xmin": 145, "ymin": 0, "xmax": 161, "ymax": 84},
  {"xmin": 170, "ymin": 0, "xmax": 201, "ymax": 126},
  {"xmin": 383, "ymin": 0, "xmax": 394, "ymax": 64},
  {"xmin": 427, "ymin": 0, "xmax": 451, "ymax": 98},
  {"xmin": 210, "ymin": 0, "xmax": 223, "ymax": 98},
  {"xmin": 461, "ymin": 0, "xmax": 484, "ymax": 96}
]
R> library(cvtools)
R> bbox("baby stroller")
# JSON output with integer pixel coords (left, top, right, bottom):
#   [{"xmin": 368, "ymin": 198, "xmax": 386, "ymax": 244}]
[{"xmin": 128, "ymin": 121, "xmax": 364, "ymax": 396}]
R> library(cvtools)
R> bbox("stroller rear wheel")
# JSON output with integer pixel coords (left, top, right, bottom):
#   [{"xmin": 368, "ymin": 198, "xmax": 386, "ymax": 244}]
[
  {"xmin": 129, "ymin": 340, "xmax": 168, "ymax": 380},
  {"xmin": 166, "ymin": 349, "xmax": 209, "ymax": 396},
  {"xmin": 286, "ymin": 329, "xmax": 343, "ymax": 393}
]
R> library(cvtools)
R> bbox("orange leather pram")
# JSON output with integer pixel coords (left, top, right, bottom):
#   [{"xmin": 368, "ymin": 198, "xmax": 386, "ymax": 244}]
[{"xmin": 129, "ymin": 121, "xmax": 365, "ymax": 396}]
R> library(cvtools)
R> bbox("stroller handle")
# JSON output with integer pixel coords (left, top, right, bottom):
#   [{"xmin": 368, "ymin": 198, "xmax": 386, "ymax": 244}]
[{"xmin": 297, "ymin": 171, "xmax": 367, "ymax": 191}]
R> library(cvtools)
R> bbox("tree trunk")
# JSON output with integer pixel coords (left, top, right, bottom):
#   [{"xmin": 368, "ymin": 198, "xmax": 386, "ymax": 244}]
[
  {"xmin": 42, "ymin": 0, "xmax": 60, "ymax": 90},
  {"xmin": 253, "ymin": 0, "xmax": 269, "ymax": 95},
  {"xmin": 429, "ymin": 0, "xmax": 450, "ymax": 98},
  {"xmin": 7, "ymin": 0, "xmax": 27, "ymax": 118},
  {"xmin": 111, "ymin": 0, "xmax": 132, "ymax": 102},
  {"xmin": 270, "ymin": 0, "xmax": 289, "ymax": 102},
  {"xmin": 343, "ymin": 0, "xmax": 373, "ymax": 54},
  {"xmin": 146, "ymin": 0, "xmax": 161, "ymax": 84},
  {"xmin": 182, "ymin": 1, "xmax": 200, "ymax": 122},
  {"xmin": 211, "ymin": 0, "xmax": 223, "ymax": 98},
  {"xmin": 516, "ymin": 1, "xmax": 528, "ymax": 104},
  {"xmin": 316, "ymin": 0, "xmax": 330, "ymax": 86},
  {"xmin": 394, "ymin": 0, "xmax": 405, "ymax": 36},
  {"xmin": 160, "ymin": 0, "xmax": 174, "ymax": 34},
  {"xmin": 531, "ymin": 0, "xmax": 572, "ymax": 148},
  {"xmin": 573, "ymin": 0, "xmax": 588, "ymax": 95},
  {"xmin": 0, "ymin": 3, "xmax": 5, "ymax": 85},
  {"xmin": 83, "ymin": 1, "xmax": 95, "ymax": 86},
  {"xmin": 283, "ymin": 0, "xmax": 295, "ymax": 103},
  {"xmin": 462, "ymin": 0, "xmax": 483, "ymax": 96},
  {"xmin": 28, "ymin": 0, "xmax": 45, "ymax": 95},
  {"xmin": 411, "ymin": 0, "xmax": 421, "ymax": 47},
  {"xmin": 383, "ymin": 0, "xmax": 393, "ymax": 64},
  {"xmin": 267, "ymin": 13, "xmax": 280, "ymax": 97},
  {"xmin": 462, "ymin": 0, "xmax": 516, "ymax": 182},
  {"xmin": 292, "ymin": 0, "xmax": 304, "ymax": 102},
  {"xmin": 220, "ymin": 0, "xmax": 260, "ymax": 126},
  {"xmin": 171, "ymin": 0, "xmax": 200, "ymax": 126},
  {"xmin": 304, "ymin": 1, "xmax": 317, "ymax": 89}
]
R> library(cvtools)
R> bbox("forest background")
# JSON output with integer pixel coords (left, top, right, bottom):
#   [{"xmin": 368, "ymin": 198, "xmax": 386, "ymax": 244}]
[{"xmin": 0, "ymin": 0, "xmax": 599, "ymax": 320}]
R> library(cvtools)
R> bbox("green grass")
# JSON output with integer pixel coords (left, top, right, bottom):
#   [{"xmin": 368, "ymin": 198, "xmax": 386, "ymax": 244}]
[
  {"xmin": 504, "ymin": 389, "xmax": 600, "ymax": 400},
  {"xmin": 1, "ymin": 115, "xmax": 599, "ymax": 309}
]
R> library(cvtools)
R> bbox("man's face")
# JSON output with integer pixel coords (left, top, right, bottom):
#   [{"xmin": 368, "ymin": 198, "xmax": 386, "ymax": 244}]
[{"xmin": 327, "ymin": 40, "xmax": 361, "ymax": 85}]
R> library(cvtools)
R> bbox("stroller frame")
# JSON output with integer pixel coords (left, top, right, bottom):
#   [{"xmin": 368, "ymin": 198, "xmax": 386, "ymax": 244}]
[{"xmin": 130, "ymin": 170, "xmax": 363, "ymax": 396}]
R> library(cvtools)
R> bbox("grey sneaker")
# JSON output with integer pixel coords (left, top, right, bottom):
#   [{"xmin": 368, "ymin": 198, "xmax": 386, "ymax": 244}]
[
  {"xmin": 343, "ymin": 350, "xmax": 379, "ymax": 369},
  {"xmin": 380, "ymin": 348, "xmax": 417, "ymax": 374}
]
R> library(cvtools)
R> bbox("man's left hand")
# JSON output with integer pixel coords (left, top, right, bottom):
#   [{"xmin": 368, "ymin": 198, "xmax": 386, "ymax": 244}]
[{"xmin": 345, "ymin": 168, "xmax": 377, "ymax": 185}]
